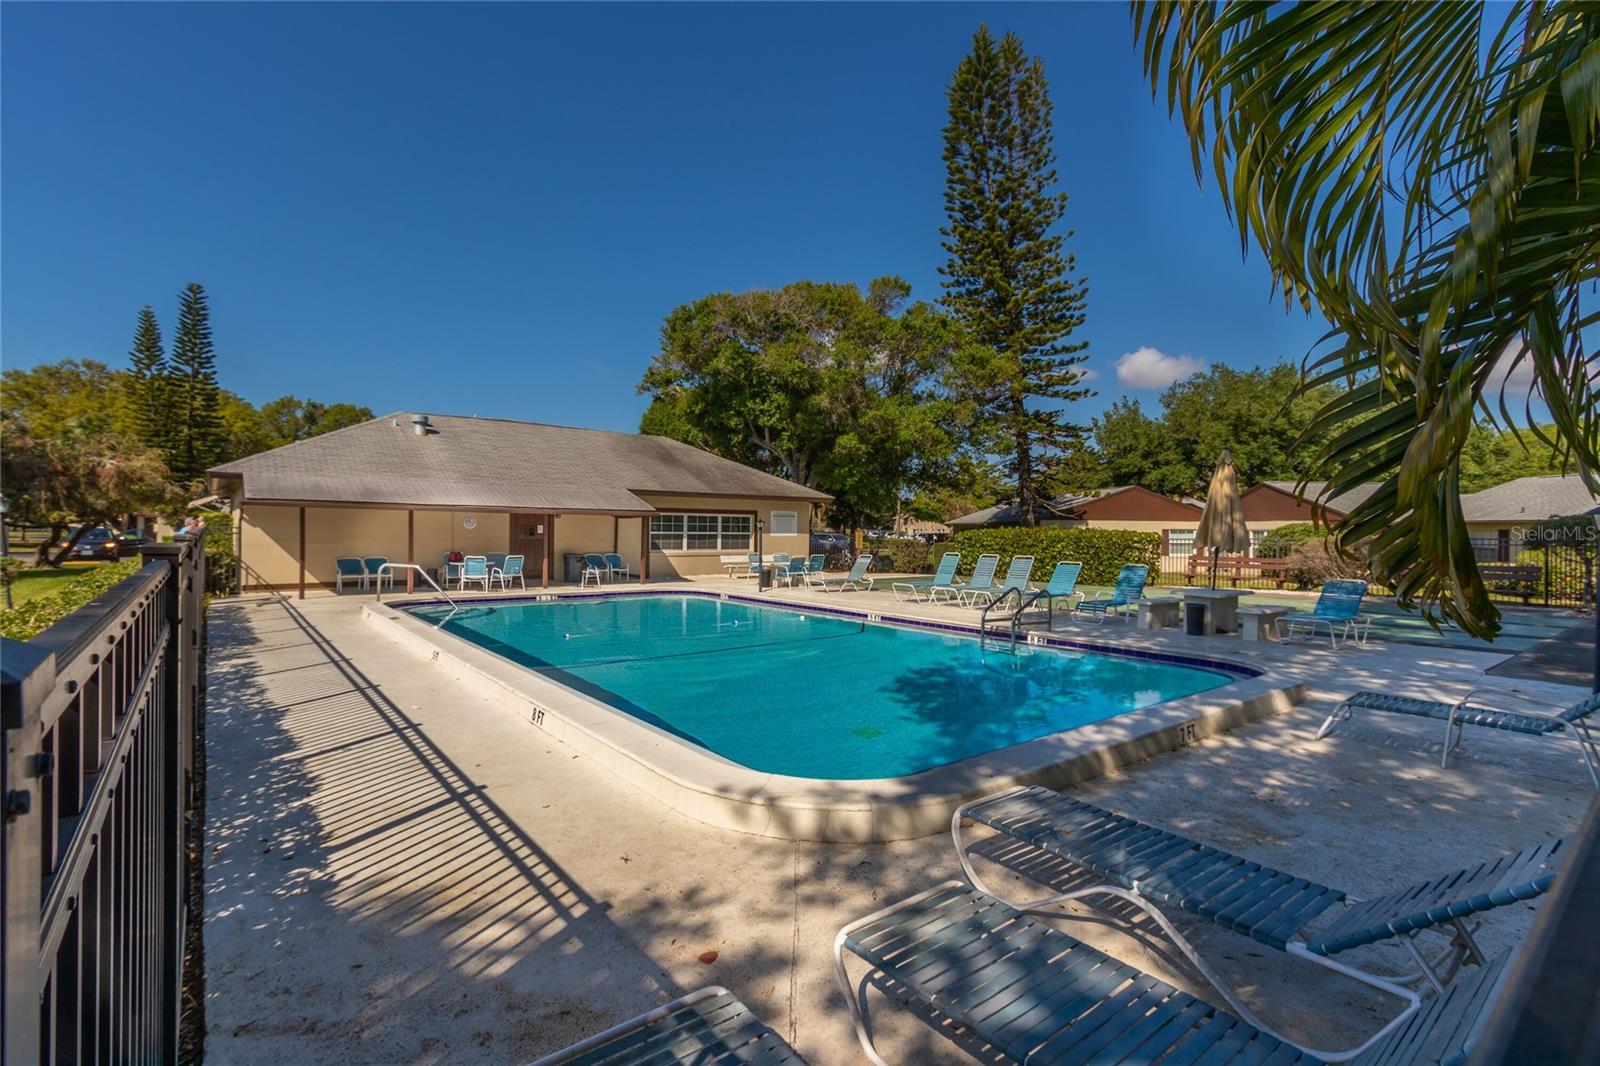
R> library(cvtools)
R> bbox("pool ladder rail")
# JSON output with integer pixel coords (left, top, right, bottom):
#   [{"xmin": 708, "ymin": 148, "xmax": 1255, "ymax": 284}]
[
  {"xmin": 374, "ymin": 563, "xmax": 459, "ymax": 626},
  {"xmin": 977, "ymin": 586, "xmax": 1052, "ymax": 649}
]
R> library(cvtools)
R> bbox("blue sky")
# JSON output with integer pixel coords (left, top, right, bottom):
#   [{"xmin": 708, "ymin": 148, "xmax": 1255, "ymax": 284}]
[{"xmin": 2, "ymin": 2, "xmax": 1331, "ymax": 432}]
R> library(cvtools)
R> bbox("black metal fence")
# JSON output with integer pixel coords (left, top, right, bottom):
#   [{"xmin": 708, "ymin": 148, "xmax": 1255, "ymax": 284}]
[
  {"xmin": 2, "ymin": 536, "xmax": 205, "ymax": 1064},
  {"xmin": 1159, "ymin": 542, "xmax": 1596, "ymax": 611}
]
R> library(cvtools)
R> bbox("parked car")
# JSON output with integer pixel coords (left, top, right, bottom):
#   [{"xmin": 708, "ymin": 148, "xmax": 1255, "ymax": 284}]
[
  {"xmin": 69, "ymin": 527, "xmax": 121, "ymax": 560},
  {"xmin": 809, "ymin": 531, "xmax": 851, "ymax": 555},
  {"xmin": 115, "ymin": 529, "xmax": 149, "ymax": 557}
]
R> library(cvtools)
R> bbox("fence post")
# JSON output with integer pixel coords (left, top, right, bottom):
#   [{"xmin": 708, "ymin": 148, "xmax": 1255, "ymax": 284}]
[
  {"xmin": 1544, "ymin": 542, "xmax": 1551, "ymax": 607},
  {"xmin": 1, "ymin": 639, "xmax": 56, "ymax": 1066}
]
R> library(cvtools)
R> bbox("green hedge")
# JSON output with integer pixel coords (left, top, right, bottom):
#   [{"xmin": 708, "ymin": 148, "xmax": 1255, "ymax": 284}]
[
  {"xmin": 862, "ymin": 537, "xmax": 937, "ymax": 574},
  {"xmin": 948, "ymin": 528, "xmax": 1162, "ymax": 586},
  {"xmin": 0, "ymin": 560, "xmax": 142, "ymax": 641}
]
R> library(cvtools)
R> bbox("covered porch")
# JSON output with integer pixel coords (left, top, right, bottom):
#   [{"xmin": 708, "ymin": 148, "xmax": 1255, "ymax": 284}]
[{"xmin": 229, "ymin": 503, "xmax": 654, "ymax": 597}]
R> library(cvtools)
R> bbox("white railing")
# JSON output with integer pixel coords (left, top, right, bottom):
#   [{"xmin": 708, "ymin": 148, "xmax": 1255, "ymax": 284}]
[{"xmin": 374, "ymin": 563, "xmax": 458, "ymax": 625}]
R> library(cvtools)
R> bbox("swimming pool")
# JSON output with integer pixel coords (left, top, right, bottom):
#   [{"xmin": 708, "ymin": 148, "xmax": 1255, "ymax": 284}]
[{"xmin": 410, "ymin": 594, "xmax": 1236, "ymax": 779}]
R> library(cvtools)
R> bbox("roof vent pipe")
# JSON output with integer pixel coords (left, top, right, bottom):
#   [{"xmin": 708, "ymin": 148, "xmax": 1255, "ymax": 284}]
[{"xmin": 410, "ymin": 414, "xmax": 431, "ymax": 437}]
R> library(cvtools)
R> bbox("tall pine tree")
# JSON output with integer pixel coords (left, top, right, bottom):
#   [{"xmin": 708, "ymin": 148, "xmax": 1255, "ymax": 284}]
[
  {"xmin": 940, "ymin": 26, "xmax": 1091, "ymax": 526},
  {"xmin": 167, "ymin": 283, "xmax": 224, "ymax": 482},
  {"xmin": 128, "ymin": 306, "xmax": 170, "ymax": 455}
]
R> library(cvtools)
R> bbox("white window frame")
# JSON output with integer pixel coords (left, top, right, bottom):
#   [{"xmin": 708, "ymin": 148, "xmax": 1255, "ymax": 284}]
[
  {"xmin": 1165, "ymin": 528, "xmax": 1196, "ymax": 559},
  {"xmin": 649, "ymin": 513, "xmax": 753, "ymax": 552}
]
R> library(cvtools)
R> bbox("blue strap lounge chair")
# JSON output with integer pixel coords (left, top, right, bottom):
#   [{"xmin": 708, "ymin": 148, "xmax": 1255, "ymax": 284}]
[
  {"xmin": 892, "ymin": 551, "xmax": 959, "ymax": 602},
  {"xmin": 604, "ymin": 552, "xmax": 630, "ymax": 581},
  {"xmin": 1042, "ymin": 560, "xmax": 1084, "ymax": 615},
  {"xmin": 820, "ymin": 554, "xmax": 873, "ymax": 591},
  {"xmin": 362, "ymin": 556, "xmax": 392, "ymax": 591},
  {"xmin": 529, "ymin": 986, "xmax": 807, "ymax": 1066},
  {"xmin": 962, "ymin": 554, "xmax": 1035, "ymax": 608},
  {"xmin": 1277, "ymin": 579, "xmax": 1370, "ymax": 647},
  {"xmin": 334, "ymin": 557, "xmax": 367, "ymax": 593},
  {"xmin": 952, "ymin": 785, "xmax": 1561, "ymax": 1005},
  {"xmin": 492, "ymin": 554, "xmax": 526, "ymax": 591},
  {"xmin": 739, "ymin": 553, "xmax": 762, "ymax": 580},
  {"xmin": 1319, "ymin": 688, "xmax": 1600, "ymax": 787},
  {"xmin": 932, "ymin": 553, "xmax": 997, "ymax": 605},
  {"xmin": 1073, "ymin": 563, "xmax": 1148, "ymax": 623},
  {"xmin": 835, "ymin": 880, "xmax": 1517, "ymax": 1066},
  {"xmin": 460, "ymin": 555, "xmax": 491, "ymax": 592}
]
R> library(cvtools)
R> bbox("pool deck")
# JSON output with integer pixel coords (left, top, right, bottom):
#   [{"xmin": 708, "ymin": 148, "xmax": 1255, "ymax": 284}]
[{"xmin": 204, "ymin": 580, "xmax": 1593, "ymax": 1064}]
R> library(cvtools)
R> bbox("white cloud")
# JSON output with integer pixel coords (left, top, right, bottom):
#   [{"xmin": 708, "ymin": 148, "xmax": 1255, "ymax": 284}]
[
  {"xmin": 1115, "ymin": 347, "xmax": 1206, "ymax": 389},
  {"xmin": 1489, "ymin": 336, "xmax": 1538, "ymax": 398}
]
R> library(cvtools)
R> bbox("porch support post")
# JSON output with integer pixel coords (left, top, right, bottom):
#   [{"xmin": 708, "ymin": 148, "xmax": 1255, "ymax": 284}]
[
  {"xmin": 545, "ymin": 514, "xmax": 555, "ymax": 588},
  {"xmin": 297, "ymin": 506, "xmax": 306, "ymax": 600},
  {"xmin": 639, "ymin": 516, "xmax": 649, "ymax": 583},
  {"xmin": 406, "ymin": 510, "xmax": 415, "ymax": 593}
]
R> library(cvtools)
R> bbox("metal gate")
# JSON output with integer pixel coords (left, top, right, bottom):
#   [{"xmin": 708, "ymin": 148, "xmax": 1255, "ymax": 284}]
[{"xmin": 2, "ymin": 537, "xmax": 206, "ymax": 1064}]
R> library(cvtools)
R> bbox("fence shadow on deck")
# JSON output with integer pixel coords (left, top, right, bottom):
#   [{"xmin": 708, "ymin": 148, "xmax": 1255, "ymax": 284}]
[{"xmin": 204, "ymin": 598, "xmax": 683, "ymax": 1064}]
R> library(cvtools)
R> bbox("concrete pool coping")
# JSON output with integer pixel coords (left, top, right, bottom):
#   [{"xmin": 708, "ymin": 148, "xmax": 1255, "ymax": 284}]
[{"xmin": 363, "ymin": 589, "xmax": 1307, "ymax": 841}]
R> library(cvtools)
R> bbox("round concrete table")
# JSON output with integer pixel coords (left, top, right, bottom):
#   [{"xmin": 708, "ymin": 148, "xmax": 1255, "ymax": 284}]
[{"xmin": 1178, "ymin": 587, "xmax": 1254, "ymax": 635}]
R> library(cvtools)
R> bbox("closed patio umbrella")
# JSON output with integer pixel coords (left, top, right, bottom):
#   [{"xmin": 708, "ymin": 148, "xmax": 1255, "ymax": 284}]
[{"xmin": 1194, "ymin": 450, "xmax": 1251, "ymax": 589}]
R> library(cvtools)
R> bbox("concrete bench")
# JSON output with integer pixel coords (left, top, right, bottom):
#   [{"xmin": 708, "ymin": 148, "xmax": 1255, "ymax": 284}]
[
  {"xmin": 1237, "ymin": 604, "xmax": 1293, "ymax": 642},
  {"xmin": 1137, "ymin": 596, "xmax": 1183, "ymax": 630}
]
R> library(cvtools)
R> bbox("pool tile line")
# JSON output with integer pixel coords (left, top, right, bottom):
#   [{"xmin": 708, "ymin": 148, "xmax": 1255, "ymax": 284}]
[{"xmin": 394, "ymin": 587, "xmax": 1263, "ymax": 680}]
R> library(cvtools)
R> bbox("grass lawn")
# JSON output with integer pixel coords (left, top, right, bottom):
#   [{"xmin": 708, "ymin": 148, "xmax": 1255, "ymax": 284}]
[{"xmin": 3, "ymin": 563, "xmax": 111, "ymax": 608}]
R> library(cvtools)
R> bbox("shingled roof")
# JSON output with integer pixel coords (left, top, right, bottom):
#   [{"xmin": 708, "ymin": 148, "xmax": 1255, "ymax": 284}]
[
  {"xmin": 209, "ymin": 413, "xmax": 830, "ymax": 513},
  {"xmin": 1459, "ymin": 475, "xmax": 1598, "ymax": 522},
  {"xmin": 1260, "ymin": 480, "xmax": 1384, "ymax": 516}
]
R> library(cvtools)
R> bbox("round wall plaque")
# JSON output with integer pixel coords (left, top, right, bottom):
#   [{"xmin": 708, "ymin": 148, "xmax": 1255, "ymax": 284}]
[{"xmin": 462, "ymin": 516, "xmax": 477, "ymax": 530}]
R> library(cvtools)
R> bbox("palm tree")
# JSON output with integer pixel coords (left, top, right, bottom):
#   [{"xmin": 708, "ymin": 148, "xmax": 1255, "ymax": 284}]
[{"xmin": 1133, "ymin": 1, "xmax": 1598, "ymax": 637}]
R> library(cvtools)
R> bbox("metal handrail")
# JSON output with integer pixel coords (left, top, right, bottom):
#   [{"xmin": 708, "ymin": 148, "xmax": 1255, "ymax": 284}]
[
  {"xmin": 978, "ymin": 586, "xmax": 1026, "ymax": 647},
  {"xmin": 375, "ymin": 563, "xmax": 458, "ymax": 625}
]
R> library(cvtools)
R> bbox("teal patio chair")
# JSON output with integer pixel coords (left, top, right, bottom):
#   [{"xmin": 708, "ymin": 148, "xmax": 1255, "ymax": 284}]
[
  {"xmin": 334, "ymin": 557, "xmax": 367, "ymax": 593},
  {"xmin": 739, "ymin": 553, "xmax": 761, "ymax": 580},
  {"xmin": 932, "ymin": 552, "xmax": 997, "ymax": 605},
  {"xmin": 460, "ymin": 555, "xmax": 491, "ymax": 592},
  {"xmin": 776, "ymin": 556, "xmax": 809, "ymax": 587},
  {"xmin": 362, "ymin": 556, "xmax": 392, "ymax": 591},
  {"xmin": 892, "ymin": 551, "xmax": 959, "ymax": 602},
  {"xmin": 820, "ymin": 554, "xmax": 873, "ymax": 591},
  {"xmin": 604, "ymin": 552, "xmax": 630, "ymax": 581},
  {"xmin": 961, "ymin": 554, "xmax": 1034, "ymax": 608},
  {"xmin": 492, "ymin": 554, "xmax": 527, "ymax": 592},
  {"xmin": 1073, "ymin": 563, "xmax": 1148, "ymax": 623},
  {"xmin": 581, "ymin": 553, "xmax": 609, "ymax": 587},
  {"xmin": 1319, "ymin": 688, "xmax": 1600, "ymax": 787},
  {"xmin": 1277, "ymin": 578, "xmax": 1369, "ymax": 647}
]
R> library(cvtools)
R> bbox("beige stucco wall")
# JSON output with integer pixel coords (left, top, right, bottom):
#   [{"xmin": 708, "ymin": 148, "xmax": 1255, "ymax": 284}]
[
  {"xmin": 239, "ymin": 504, "xmax": 511, "ymax": 588},
  {"xmin": 635, "ymin": 494, "xmax": 813, "ymax": 578},
  {"xmin": 414, "ymin": 511, "xmax": 512, "ymax": 574}
]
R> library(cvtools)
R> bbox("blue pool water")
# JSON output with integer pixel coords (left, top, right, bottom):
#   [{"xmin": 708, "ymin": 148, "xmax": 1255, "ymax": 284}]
[{"xmin": 412, "ymin": 595, "xmax": 1235, "ymax": 780}]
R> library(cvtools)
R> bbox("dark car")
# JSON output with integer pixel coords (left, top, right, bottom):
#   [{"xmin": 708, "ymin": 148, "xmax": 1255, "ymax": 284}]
[
  {"xmin": 809, "ymin": 531, "xmax": 851, "ymax": 555},
  {"xmin": 115, "ymin": 529, "xmax": 149, "ymax": 557},
  {"xmin": 69, "ymin": 527, "xmax": 121, "ymax": 560}
]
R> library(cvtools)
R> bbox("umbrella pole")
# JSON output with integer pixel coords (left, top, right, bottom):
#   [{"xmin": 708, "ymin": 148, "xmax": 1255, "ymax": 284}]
[{"xmin": 1210, "ymin": 546, "xmax": 1219, "ymax": 590}]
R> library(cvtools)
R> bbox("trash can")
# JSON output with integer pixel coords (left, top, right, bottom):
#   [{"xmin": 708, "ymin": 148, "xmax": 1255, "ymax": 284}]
[
  {"xmin": 758, "ymin": 565, "xmax": 773, "ymax": 591},
  {"xmin": 1185, "ymin": 602, "xmax": 1208, "ymax": 636},
  {"xmin": 562, "ymin": 553, "xmax": 585, "ymax": 583}
]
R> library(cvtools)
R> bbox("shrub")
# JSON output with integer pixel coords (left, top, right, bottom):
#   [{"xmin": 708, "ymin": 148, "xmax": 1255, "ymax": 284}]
[
  {"xmin": 862, "ymin": 537, "xmax": 936, "ymax": 574},
  {"xmin": 1284, "ymin": 537, "xmax": 1368, "ymax": 587},
  {"xmin": 0, "ymin": 560, "xmax": 142, "ymax": 641},
  {"xmin": 949, "ymin": 527, "xmax": 1161, "ymax": 585},
  {"xmin": 1258, "ymin": 522, "xmax": 1319, "ymax": 558},
  {"xmin": 196, "ymin": 511, "xmax": 238, "ymax": 595}
]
